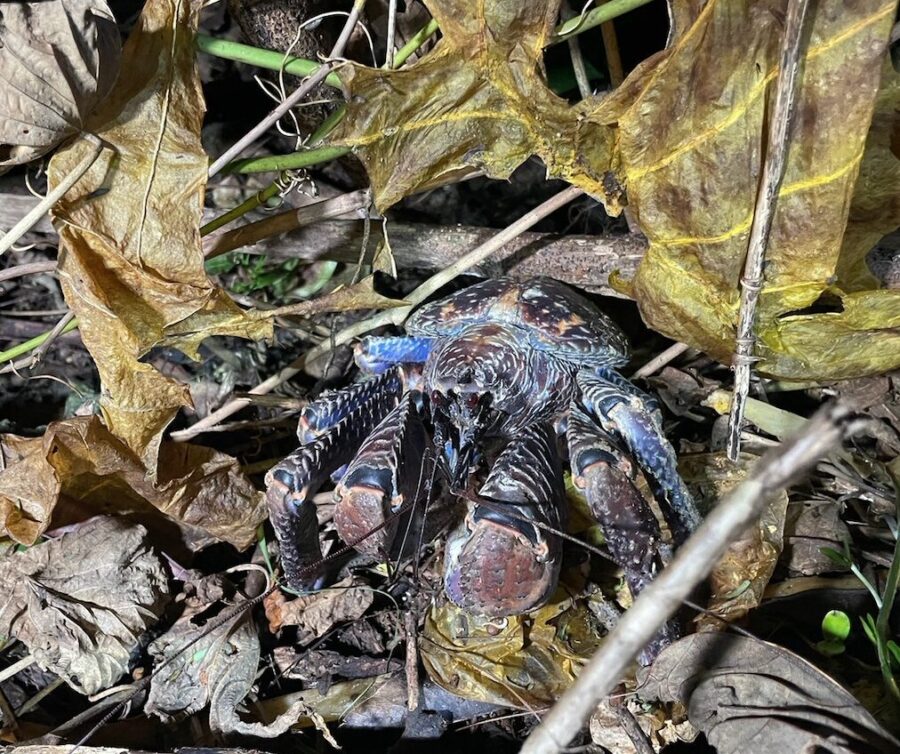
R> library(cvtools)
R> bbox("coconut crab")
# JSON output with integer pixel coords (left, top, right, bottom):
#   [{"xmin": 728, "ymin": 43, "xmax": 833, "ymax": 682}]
[{"xmin": 265, "ymin": 277, "xmax": 700, "ymax": 636}]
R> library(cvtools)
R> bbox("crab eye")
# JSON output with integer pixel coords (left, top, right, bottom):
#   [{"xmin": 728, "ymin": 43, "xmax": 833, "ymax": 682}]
[{"xmin": 465, "ymin": 394, "xmax": 479, "ymax": 410}]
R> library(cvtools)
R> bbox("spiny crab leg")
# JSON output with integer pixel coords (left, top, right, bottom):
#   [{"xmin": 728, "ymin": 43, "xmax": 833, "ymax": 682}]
[
  {"xmin": 577, "ymin": 371, "xmax": 700, "ymax": 543},
  {"xmin": 354, "ymin": 335, "xmax": 435, "ymax": 374},
  {"xmin": 568, "ymin": 404, "xmax": 680, "ymax": 664},
  {"xmin": 334, "ymin": 392, "xmax": 432, "ymax": 559},
  {"xmin": 567, "ymin": 405, "xmax": 661, "ymax": 593},
  {"xmin": 444, "ymin": 423, "xmax": 566, "ymax": 617},
  {"xmin": 265, "ymin": 369, "xmax": 404, "ymax": 590}
]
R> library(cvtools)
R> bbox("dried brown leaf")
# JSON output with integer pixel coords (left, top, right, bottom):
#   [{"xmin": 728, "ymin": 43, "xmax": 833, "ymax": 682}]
[
  {"xmin": 0, "ymin": 0, "xmax": 120, "ymax": 171},
  {"xmin": 147, "ymin": 574, "xmax": 308, "ymax": 736},
  {"xmin": 0, "ymin": 416, "xmax": 265, "ymax": 550},
  {"xmin": 680, "ymin": 452, "xmax": 787, "ymax": 630},
  {"xmin": 0, "ymin": 0, "xmax": 271, "ymax": 545},
  {"xmin": 0, "ymin": 517, "xmax": 169, "ymax": 695},
  {"xmin": 265, "ymin": 575, "xmax": 374, "ymax": 642},
  {"xmin": 639, "ymin": 634, "xmax": 899, "ymax": 753}
]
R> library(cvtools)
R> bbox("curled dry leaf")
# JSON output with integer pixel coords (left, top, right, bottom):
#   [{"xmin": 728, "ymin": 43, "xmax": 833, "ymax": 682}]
[
  {"xmin": 147, "ymin": 574, "xmax": 308, "ymax": 737},
  {"xmin": 680, "ymin": 452, "xmax": 788, "ymax": 631},
  {"xmin": 329, "ymin": 0, "xmax": 622, "ymax": 212},
  {"xmin": 0, "ymin": 0, "xmax": 272, "ymax": 546},
  {"xmin": 265, "ymin": 575, "xmax": 374, "ymax": 642},
  {"xmin": 335, "ymin": 0, "xmax": 900, "ymax": 381},
  {"xmin": 421, "ymin": 587, "xmax": 602, "ymax": 708},
  {"xmin": 0, "ymin": 416, "xmax": 264, "ymax": 550},
  {"xmin": 638, "ymin": 634, "xmax": 900, "ymax": 754},
  {"xmin": 0, "ymin": 516, "xmax": 169, "ymax": 696},
  {"xmin": 0, "ymin": 0, "xmax": 120, "ymax": 171}
]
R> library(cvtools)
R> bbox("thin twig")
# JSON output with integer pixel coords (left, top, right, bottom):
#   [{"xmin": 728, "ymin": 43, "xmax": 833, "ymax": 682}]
[
  {"xmin": 726, "ymin": 0, "xmax": 810, "ymax": 461},
  {"xmin": 630, "ymin": 341, "xmax": 689, "ymax": 379},
  {"xmin": 404, "ymin": 609, "xmax": 420, "ymax": 711},
  {"xmin": 170, "ymin": 185, "xmax": 584, "ymax": 441},
  {"xmin": 0, "ymin": 655, "xmax": 36, "ymax": 684},
  {"xmin": 207, "ymin": 0, "xmax": 367, "ymax": 178},
  {"xmin": 0, "ymin": 312, "xmax": 78, "ymax": 374},
  {"xmin": 203, "ymin": 189, "xmax": 370, "ymax": 258},
  {"xmin": 384, "ymin": 0, "xmax": 398, "ymax": 69},
  {"xmin": 0, "ymin": 134, "xmax": 102, "ymax": 257},
  {"xmin": 564, "ymin": 2, "xmax": 592, "ymax": 99},
  {"xmin": 520, "ymin": 402, "xmax": 856, "ymax": 754},
  {"xmin": 0, "ymin": 261, "xmax": 57, "ymax": 284}
]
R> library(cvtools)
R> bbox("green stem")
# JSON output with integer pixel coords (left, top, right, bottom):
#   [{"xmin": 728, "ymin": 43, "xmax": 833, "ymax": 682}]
[
  {"xmin": 551, "ymin": 0, "xmax": 656, "ymax": 44},
  {"xmin": 394, "ymin": 18, "xmax": 441, "ymax": 66},
  {"xmin": 200, "ymin": 181, "xmax": 284, "ymax": 236},
  {"xmin": 195, "ymin": 35, "xmax": 344, "ymax": 88},
  {"xmin": 0, "ymin": 318, "xmax": 80, "ymax": 363},
  {"xmin": 226, "ymin": 144, "xmax": 350, "ymax": 175},
  {"xmin": 876, "ymin": 473, "xmax": 900, "ymax": 701}
]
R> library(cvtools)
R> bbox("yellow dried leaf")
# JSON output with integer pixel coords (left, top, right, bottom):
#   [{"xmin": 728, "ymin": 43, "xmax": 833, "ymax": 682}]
[
  {"xmin": 421, "ymin": 585, "xmax": 602, "ymax": 708},
  {"xmin": 0, "ymin": 0, "xmax": 268, "ymax": 545},
  {"xmin": 680, "ymin": 452, "xmax": 788, "ymax": 630},
  {"xmin": 601, "ymin": 0, "xmax": 899, "ymax": 380},
  {"xmin": 329, "ymin": 0, "xmax": 622, "ymax": 212}
]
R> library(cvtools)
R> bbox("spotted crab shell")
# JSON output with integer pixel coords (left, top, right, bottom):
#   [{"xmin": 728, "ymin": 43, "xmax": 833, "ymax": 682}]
[{"xmin": 406, "ymin": 276, "xmax": 630, "ymax": 366}]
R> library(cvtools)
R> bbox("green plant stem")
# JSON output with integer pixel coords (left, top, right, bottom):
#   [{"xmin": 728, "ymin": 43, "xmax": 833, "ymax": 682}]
[
  {"xmin": 394, "ymin": 18, "xmax": 440, "ymax": 66},
  {"xmin": 195, "ymin": 35, "xmax": 344, "ymax": 88},
  {"xmin": 226, "ymin": 145, "xmax": 350, "ymax": 174},
  {"xmin": 200, "ymin": 181, "xmax": 284, "ymax": 235},
  {"xmin": 0, "ymin": 318, "xmax": 79, "ymax": 363},
  {"xmin": 876, "ymin": 475, "xmax": 900, "ymax": 701},
  {"xmin": 551, "ymin": 0, "xmax": 656, "ymax": 44}
]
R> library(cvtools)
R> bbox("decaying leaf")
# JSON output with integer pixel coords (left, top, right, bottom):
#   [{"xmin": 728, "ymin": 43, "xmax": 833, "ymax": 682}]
[
  {"xmin": 0, "ymin": 0, "xmax": 120, "ymax": 171},
  {"xmin": 0, "ymin": 418, "xmax": 265, "ymax": 550},
  {"xmin": 681, "ymin": 452, "xmax": 788, "ymax": 630},
  {"xmin": 638, "ymin": 634, "xmax": 900, "ymax": 754},
  {"xmin": 601, "ymin": 0, "xmax": 900, "ymax": 380},
  {"xmin": 264, "ymin": 575, "xmax": 374, "ymax": 641},
  {"xmin": 258, "ymin": 674, "xmax": 502, "ymax": 730},
  {"xmin": 147, "ymin": 574, "xmax": 308, "ymax": 737},
  {"xmin": 0, "ymin": 517, "xmax": 169, "ymax": 695},
  {"xmin": 421, "ymin": 587, "xmax": 602, "ymax": 708},
  {"xmin": 329, "ymin": 0, "xmax": 622, "ymax": 212},
  {"xmin": 0, "ymin": 0, "xmax": 271, "ymax": 545}
]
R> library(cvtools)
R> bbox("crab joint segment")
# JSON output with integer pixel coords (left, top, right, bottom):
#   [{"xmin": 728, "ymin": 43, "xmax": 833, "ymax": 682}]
[
  {"xmin": 265, "ymin": 369, "xmax": 404, "ymax": 590},
  {"xmin": 577, "ymin": 371, "xmax": 700, "ymax": 543},
  {"xmin": 444, "ymin": 423, "xmax": 566, "ymax": 617},
  {"xmin": 334, "ymin": 392, "xmax": 432, "ymax": 557}
]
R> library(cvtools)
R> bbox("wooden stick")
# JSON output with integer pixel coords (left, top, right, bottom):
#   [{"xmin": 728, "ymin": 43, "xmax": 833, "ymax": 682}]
[{"xmin": 726, "ymin": 0, "xmax": 810, "ymax": 461}]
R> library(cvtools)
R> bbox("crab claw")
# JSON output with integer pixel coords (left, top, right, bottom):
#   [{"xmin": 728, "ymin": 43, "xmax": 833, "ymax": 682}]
[
  {"xmin": 334, "ymin": 394, "xmax": 429, "ymax": 557},
  {"xmin": 443, "ymin": 423, "xmax": 565, "ymax": 616}
]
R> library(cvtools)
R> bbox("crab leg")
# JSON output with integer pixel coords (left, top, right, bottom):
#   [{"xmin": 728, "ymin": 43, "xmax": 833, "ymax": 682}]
[
  {"xmin": 265, "ymin": 369, "xmax": 404, "ymax": 590},
  {"xmin": 567, "ymin": 406, "xmax": 661, "ymax": 592},
  {"xmin": 576, "ymin": 371, "xmax": 700, "ymax": 543},
  {"xmin": 354, "ymin": 335, "xmax": 436, "ymax": 374},
  {"xmin": 444, "ymin": 423, "xmax": 566, "ymax": 616},
  {"xmin": 568, "ymin": 405, "xmax": 680, "ymax": 663},
  {"xmin": 334, "ymin": 392, "xmax": 433, "ymax": 558}
]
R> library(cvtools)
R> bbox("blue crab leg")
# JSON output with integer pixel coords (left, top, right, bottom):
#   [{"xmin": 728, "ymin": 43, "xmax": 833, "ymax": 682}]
[
  {"xmin": 334, "ymin": 392, "xmax": 433, "ymax": 558},
  {"xmin": 568, "ymin": 405, "xmax": 680, "ymax": 663},
  {"xmin": 444, "ymin": 423, "xmax": 566, "ymax": 617},
  {"xmin": 354, "ymin": 335, "xmax": 436, "ymax": 374},
  {"xmin": 265, "ymin": 370, "xmax": 404, "ymax": 590},
  {"xmin": 576, "ymin": 371, "xmax": 700, "ymax": 543}
]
